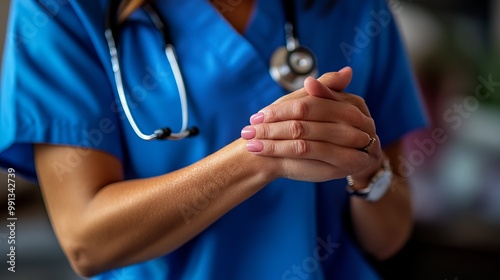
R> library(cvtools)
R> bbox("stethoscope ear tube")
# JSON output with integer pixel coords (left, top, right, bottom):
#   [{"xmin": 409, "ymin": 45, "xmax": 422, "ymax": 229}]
[
  {"xmin": 106, "ymin": 27, "xmax": 161, "ymax": 141},
  {"xmin": 163, "ymin": 45, "xmax": 198, "ymax": 140},
  {"xmin": 106, "ymin": 0, "xmax": 197, "ymax": 141}
]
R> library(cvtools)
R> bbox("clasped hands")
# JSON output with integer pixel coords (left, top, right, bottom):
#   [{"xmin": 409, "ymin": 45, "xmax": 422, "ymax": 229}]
[{"xmin": 241, "ymin": 67, "xmax": 383, "ymax": 184}]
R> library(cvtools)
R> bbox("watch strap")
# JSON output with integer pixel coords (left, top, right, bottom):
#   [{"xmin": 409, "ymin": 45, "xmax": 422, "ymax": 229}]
[{"xmin": 346, "ymin": 159, "xmax": 392, "ymax": 202}]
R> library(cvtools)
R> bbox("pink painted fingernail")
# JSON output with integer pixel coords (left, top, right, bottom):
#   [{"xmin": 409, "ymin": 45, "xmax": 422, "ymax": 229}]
[
  {"xmin": 241, "ymin": 126, "xmax": 256, "ymax": 140},
  {"xmin": 250, "ymin": 112, "xmax": 265, "ymax": 125},
  {"xmin": 246, "ymin": 140, "xmax": 264, "ymax": 153}
]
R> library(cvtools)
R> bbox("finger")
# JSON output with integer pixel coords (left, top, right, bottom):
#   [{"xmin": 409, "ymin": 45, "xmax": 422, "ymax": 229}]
[
  {"xmin": 258, "ymin": 97, "xmax": 376, "ymax": 136},
  {"xmin": 242, "ymin": 121, "xmax": 372, "ymax": 150},
  {"xmin": 271, "ymin": 67, "xmax": 353, "ymax": 105},
  {"xmin": 317, "ymin": 66, "xmax": 353, "ymax": 92},
  {"xmin": 304, "ymin": 74, "xmax": 364, "ymax": 114},
  {"xmin": 333, "ymin": 91, "xmax": 372, "ymax": 118},
  {"xmin": 271, "ymin": 88, "xmax": 308, "ymax": 105},
  {"xmin": 247, "ymin": 139, "xmax": 370, "ymax": 174},
  {"xmin": 306, "ymin": 68, "xmax": 372, "ymax": 118},
  {"xmin": 304, "ymin": 76, "xmax": 342, "ymax": 101}
]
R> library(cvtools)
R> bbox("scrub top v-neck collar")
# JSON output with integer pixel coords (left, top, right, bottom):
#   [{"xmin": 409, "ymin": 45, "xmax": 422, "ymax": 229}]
[
  {"xmin": 157, "ymin": 0, "xmax": 267, "ymax": 70},
  {"xmin": 153, "ymin": 0, "xmax": 288, "ymax": 108}
]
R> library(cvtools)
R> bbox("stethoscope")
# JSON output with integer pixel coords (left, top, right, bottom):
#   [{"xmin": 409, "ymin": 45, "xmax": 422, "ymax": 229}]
[{"xmin": 105, "ymin": 0, "xmax": 318, "ymax": 141}]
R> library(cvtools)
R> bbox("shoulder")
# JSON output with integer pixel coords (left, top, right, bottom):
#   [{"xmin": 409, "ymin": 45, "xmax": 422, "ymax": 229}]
[
  {"xmin": 10, "ymin": 0, "xmax": 109, "ymax": 22},
  {"xmin": 7, "ymin": 0, "xmax": 114, "ymax": 75},
  {"xmin": 9, "ymin": 0, "xmax": 109, "ymax": 43}
]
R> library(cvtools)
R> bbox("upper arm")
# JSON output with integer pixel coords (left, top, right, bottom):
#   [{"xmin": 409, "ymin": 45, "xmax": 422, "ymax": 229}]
[{"xmin": 34, "ymin": 144, "xmax": 123, "ymax": 245}]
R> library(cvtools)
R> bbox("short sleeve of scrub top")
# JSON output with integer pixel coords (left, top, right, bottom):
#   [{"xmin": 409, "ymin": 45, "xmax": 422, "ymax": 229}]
[
  {"xmin": 0, "ymin": 0, "xmax": 428, "ymax": 279},
  {"xmin": 0, "ymin": 0, "xmax": 122, "ymax": 182}
]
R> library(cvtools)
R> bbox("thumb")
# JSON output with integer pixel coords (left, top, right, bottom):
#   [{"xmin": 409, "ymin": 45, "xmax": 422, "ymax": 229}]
[
  {"xmin": 320, "ymin": 66, "xmax": 353, "ymax": 92},
  {"xmin": 304, "ymin": 67, "xmax": 353, "ymax": 100}
]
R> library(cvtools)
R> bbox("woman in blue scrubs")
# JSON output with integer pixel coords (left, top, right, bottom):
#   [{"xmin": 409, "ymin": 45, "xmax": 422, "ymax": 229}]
[{"xmin": 0, "ymin": 0, "xmax": 426, "ymax": 279}]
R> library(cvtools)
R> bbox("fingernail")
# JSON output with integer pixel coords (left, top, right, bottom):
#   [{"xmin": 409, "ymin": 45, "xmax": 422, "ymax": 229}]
[
  {"xmin": 250, "ymin": 112, "xmax": 265, "ymax": 125},
  {"xmin": 241, "ymin": 126, "xmax": 256, "ymax": 140},
  {"xmin": 246, "ymin": 140, "xmax": 264, "ymax": 153}
]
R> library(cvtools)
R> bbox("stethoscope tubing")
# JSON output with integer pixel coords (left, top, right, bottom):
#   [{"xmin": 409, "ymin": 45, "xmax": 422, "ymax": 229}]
[
  {"xmin": 105, "ymin": 0, "xmax": 317, "ymax": 141},
  {"xmin": 105, "ymin": 0, "xmax": 196, "ymax": 140}
]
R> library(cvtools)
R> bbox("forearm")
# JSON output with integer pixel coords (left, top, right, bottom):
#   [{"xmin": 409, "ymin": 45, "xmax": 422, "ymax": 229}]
[
  {"xmin": 38, "ymin": 139, "xmax": 275, "ymax": 276},
  {"xmin": 350, "ymin": 175, "xmax": 412, "ymax": 260},
  {"xmin": 349, "ymin": 141, "xmax": 413, "ymax": 260}
]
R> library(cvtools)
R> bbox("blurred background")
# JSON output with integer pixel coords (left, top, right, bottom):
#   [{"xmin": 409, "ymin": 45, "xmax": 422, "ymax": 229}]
[{"xmin": 0, "ymin": 0, "xmax": 499, "ymax": 279}]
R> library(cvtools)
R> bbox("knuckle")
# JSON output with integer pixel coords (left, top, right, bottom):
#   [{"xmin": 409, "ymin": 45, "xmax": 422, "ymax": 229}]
[
  {"xmin": 263, "ymin": 107, "xmax": 277, "ymax": 122},
  {"xmin": 259, "ymin": 124, "xmax": 271, "ymax": 139},
  {"xmin": 291, "ymin": 100, "xmax": 309, "ymax": 120},
  {"xmin": 288, "ymin": 121, "xmax": 307, "ymax": 139},
  {"xmin": 346, "ymin": 95, "xmax": 371, "ymax": 117},
  {"xmin": 351, "ymin": 95, "xmax": 366, "ymax": 106},
  {"xmin": 349, "ymin": 107, "xmax": 365, "ymax": 125},
  {"xmin": 350, "ymin": 95, "xmax": 367, "ymax": 111},
  {"xmin": 292, "ymin": 140, "xmax": 309, "ymax": 156},
  {"xmin": 268, "ymin": 108, "xmax": 278, "ymax": 121},
  {"xmin": 266, "ymin": 141, "xmax": 277, "ymax": 155}
]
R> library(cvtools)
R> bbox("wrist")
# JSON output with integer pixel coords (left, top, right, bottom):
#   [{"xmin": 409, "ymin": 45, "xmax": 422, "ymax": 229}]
[
  {"xmin": 349, "ymin": 155, "xmax": 385, "ymax": 190},
  {"xmin": 346, "ymin": 156, "xmax": 393, "ymax": 202},
  {"xmin": 234, "ymin": 139, "xmax": 279, "ymax": 184}
]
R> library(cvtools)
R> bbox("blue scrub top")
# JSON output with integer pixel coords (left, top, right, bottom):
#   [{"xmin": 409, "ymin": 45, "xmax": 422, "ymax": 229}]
[{"xmin": 0, "ymin": 0, "xmax": 427, "ymax": 279}]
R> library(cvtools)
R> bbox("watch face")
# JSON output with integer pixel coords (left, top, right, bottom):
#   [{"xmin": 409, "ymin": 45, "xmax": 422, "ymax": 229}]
[{"xmin": 367, "ymin": 171, "xmax": 393, "ymax": 201}]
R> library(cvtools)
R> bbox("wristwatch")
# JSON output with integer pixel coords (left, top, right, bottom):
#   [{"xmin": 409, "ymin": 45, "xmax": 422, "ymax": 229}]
[{"xmin": 346, "ymin": 159, "xmax": 393, "ymax": 202}]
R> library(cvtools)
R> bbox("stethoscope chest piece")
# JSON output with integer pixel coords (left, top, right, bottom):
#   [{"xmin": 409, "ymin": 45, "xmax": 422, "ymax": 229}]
[{"xmin": 269, "ymin": 45, "xmax": 318, "ymax": 91}]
